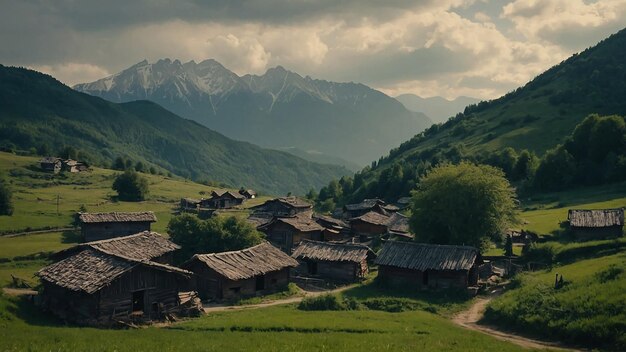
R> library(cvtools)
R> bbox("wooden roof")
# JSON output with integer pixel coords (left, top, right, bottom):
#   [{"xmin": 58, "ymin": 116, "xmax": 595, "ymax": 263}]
[
  {"xmin": 38, "ymin": 249, "xmax": 190, "ymax": 294},
  {"xmin": 211, "ymin": 190, "xmax": 245, "ymax": 199},
  {"xmin": 58, "ymin": 231, "xmax": 180, "ymax": 261},
  {"xmin": 252, "ymin": 197, "xmax": 312, "ymax": 210},
  {"xmin": 186, "ymin": 242, "xmax": 298, "ymax": 281},
  {"xmin": 351, "ymin": 211, "xmax": 390, "ymax": 226},
  {"xmin": 313, "ymin": 214, "xmax": 348, "ymax": 229},
  {"xmin": 40, "ymin": 157, "xmax": 61, "ymax": 164},
  {"xmin": 292, "ymin": 240, "xmax": 375, "ymax": 263},
  {"xmin": 78, "ymin": 211, "xmax": 157, "ymax": 223},
  {"xmin": 375, "ymin": 241, "xmax": 481, "ymax": 271},
  {"xmin": 387, "ymin": 213, "xmax": 410, "ymax": 233},
  {"xmin": 275, "ymin": 213, "xmax": 325, "ymax": 232},
  {"xmin": 568, "ymin": 209, "xmax": 624, "ymax": 228},
  {"xmin": 344, "ymin": 198, "xmax": 386, "ymax": 211}
]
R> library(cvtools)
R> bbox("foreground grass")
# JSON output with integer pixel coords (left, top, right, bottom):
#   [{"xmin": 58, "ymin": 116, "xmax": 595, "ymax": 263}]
[
  {"xmin": 0, "ymin": 294, "xmax": 532, "ymax": 352},
  {"xmin": 484, "ymin": 252, "xmax": 626, "ymax": 350}
]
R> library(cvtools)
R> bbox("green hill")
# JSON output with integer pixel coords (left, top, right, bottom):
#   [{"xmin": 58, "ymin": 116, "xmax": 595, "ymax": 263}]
[
  {"xmin": 326, "ymin": 28, "xmax": 626, "ymax": 204},
  {"xmin": 0, "ymin": 65, "xmax": 349, "ymax": 195}
]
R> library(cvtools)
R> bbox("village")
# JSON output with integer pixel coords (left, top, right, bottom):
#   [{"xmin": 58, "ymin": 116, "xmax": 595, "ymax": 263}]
[{"xmin": 27, "ymin": 160, "xmax": 624, "ymax": 328}]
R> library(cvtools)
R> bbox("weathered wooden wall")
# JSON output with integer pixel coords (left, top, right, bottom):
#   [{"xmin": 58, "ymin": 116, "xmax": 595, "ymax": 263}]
[
  {"xmin": 190, "ymin": 265, "xmax": 290, "ymax": 301},
  {"xmin": 378, "ymin": 265, "xmax": 469, "ymax": 290},
  {"xmin": 571, "ymin": 226, "xmax": 623, "ymax": 241},
  {"xmin": 350, "ymin": 221, "xmax": 387, "ymax": 238},
  {"xmin": 82, "ymin": 222, "xmax": 152, "ymax": 242},
  {"xmin": 263, "ymin": 222, "xmax": 322, "ymax": 251}
]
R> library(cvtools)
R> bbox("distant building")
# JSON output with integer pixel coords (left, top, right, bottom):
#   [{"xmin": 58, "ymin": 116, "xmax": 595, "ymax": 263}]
[
  {"xmin": 79, "ymin": 211, "xmax": 157, "ymax": 242},
  {"xmin": 40, "ymin": 157, "xmax": 62, "ymax": 174},
  {"xmin": 292, "ymin": 240, "xmax": 376, "ymax": 282},
  {"xmin": 250, "ymin": 197, "xmax": 312, "ymax": 217},
  {"xmin": 343, "ymin": 198, "xmax": 398, "ymax": 219},
  {"xmin": 180, "ymin": 198, "xmax": 201, "ymax": 211},
  {"xmin": 182, "ymin": 242, "xmax": 298, "ymax": 301},
  {"xmin": 200, "ymin": 190, "xmax": 245, "ymax": 209},
  {"xmin": 313, "ymin": 214, "xmax": 352, "ymax": 242},
  {"xmin": 239, "ymin": 189, "xmax": 257, "ymax": 199},
  {"xmin": 376, "ymin": 241, "xmax": 483, "ymax": 291},
  {"xmin": 37, "ymin": 232, "xmax": 192, "ymax": 325},
  {"xmin": 62, "ymin": 159, "xmax": 83, "ymax": 173},
  {"xmin": 386, "ymin": 213, "xmax": 412, "ymax": 239},
  {"xmin": 567, "ymin": 209, "xmax": 624, "ymax": 240},
  {"xmin": 349, "ymin": 211, "xmax": 391, "ymax": 241},
  {"xmin": 258, "ymin": 212, "xmax": 324, "ymax": 251}
]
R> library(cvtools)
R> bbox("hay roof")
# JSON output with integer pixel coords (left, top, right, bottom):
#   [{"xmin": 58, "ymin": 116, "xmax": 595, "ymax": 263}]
[
  {"xmin": 387, "ymin": 213, "xmax": 410, "ymax": 234},
  {"xmin": 186, "ymin": 242, "xmax": 298, "ymax": 281},
  {"xmin": 292, "ymin": 240, "xmax": 375, "ymax": 263},
  {"xmin": 79, "ymin": 211, "xmax": 157, "ymax": 224},
  {"xmin": 59, "ymin": 231, "xmax": 179, "ymax": 261},
  {"xmin": 352, "ymin": 211, "xmax": 390, "ymax": 226},
  {"xmin": 375, "ymin": 241, "xmax": 481, "ymax": 271},
  {"xmin": 568, "ymin": 209, "xmax": 624, "ymax": 228},
  {"xmin": 38, "ymin": 249, "xmax": 190, "ymax": 294}
]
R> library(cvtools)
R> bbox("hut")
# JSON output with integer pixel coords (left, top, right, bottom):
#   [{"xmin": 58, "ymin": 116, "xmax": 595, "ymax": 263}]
[
  {"xmin": 250, "ymin": 197, "xmax": 312, "ymax": 217},
  {"xmin": 376, "ymin": 241, "xmax": 483, "ymax": 290},
  {"xmin": 62, "ymin": 159, "xmax": 82, "ymax": 173},
  {"xmin": 313, "ymin": 214, "xmax": 352, "ymax": 241},
  {"xmin": 200, "ymin": 190, "xmax": 245, "ymax": 209},
  {"xmin": 258, "ymin": 212, "xmax": 324, "ymax": 251},
  {"xmin": 37, "ymin": 249, "xmax": 193, "ymax": 325},
  {"xmin": 567, "ymin": 209, "xmax": 624, "ymax": 240},
  {"xmin": 40, "ymin": 157, "xmax": 62, "ymax": 173},
  {"xmin": 291, "ymin": 240, "xmax": 376, "ymax": 282},
  {"xmin": 343, "ymin": 199, "xmax": 398, "ymax": 219},
  {"xmin": 349, "ymin": 211, "xmax": 390, "ymax": 241},
  {"xmin": 180, "ymin": 198, "xmax": 200, "ymax": 211},
  {"xmin": 182, "ymin": 242, "xmax": 299, "ymax": 301},
  {"xmin": 53, "ymin": 231, "xmax": 180, "ymax": 265},
  {"xmin": 386, "ymin": 213, "xmax": 413, "ymax": 239},
  {"xmin": 239, "ymin": 189, "xmax": 257, "ymax": 199},
  {"xmin": 79, "ymin": 211, "xmax": 157, "ymax": 242}
]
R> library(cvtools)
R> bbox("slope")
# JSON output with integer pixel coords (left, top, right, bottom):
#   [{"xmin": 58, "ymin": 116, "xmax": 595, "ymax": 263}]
[
  {"xmin": 395, "ymin": 94, "xmax": 480, "ymax": 124},
  {"xmin": 0, "ymin": 65, "xmax": 349, "ymax": 195},
  {"xmin": 74, "ymin": 60, "xmax": 432, "ymax": 166}
]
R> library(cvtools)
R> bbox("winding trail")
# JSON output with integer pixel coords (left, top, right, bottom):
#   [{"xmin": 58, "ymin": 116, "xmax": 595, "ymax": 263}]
[{"xmin": 452, "ymin": 288, "xmax": 584, "ymax": 351}]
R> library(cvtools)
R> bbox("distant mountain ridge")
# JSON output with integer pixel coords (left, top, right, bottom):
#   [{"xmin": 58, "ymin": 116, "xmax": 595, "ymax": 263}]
[
  {"xmin": 395, "ymin": 94, "xmax": 480, "ymax": 124},
  {"xmin": 0, "ymin": 65, "xmax": 350, "ymax": 195},
  {"xmin": 74, "ymin": 60, "xmax": 432, "ymax": 166}
]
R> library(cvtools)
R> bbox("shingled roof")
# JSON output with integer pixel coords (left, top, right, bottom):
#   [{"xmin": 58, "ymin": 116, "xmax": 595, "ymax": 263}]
[
  {"xmin": 568, "ymin": 209, "xmax": 624, "ymax": 228},
  {"xmin": 38, "ymin": 249, "xmax": 190, "ymax": 294},
  {"xmin": 351, "ymin": 211, "xmax": 390, "ymax": 226},
  {"xmin": 344, "ymin": 199, "xmax": 386, "ymax": 211},
  {"xmin": 375, "ymin": 241, "xmax": 481, "ymax": 271},
  {"xmin": 275, "ymin": 213, "xmax": 325, "ymax": 232},
  {"xmin": 211, "ymin": 190, "xmax": 245, "ymax": 199},
  {"xmin": 78, "ymin": 211, "xmax": 157, "ymax": 224},
  {"xmin": 252, "ymin": 197, "xmax": 312, "ymax": 210},
  {"xmin": 185, "ymin": 242, "xmax": 298, "ymax": 281},
  {"xmin": 292, "ymin": 240, "xmax": 375, "ymax": 263},
  {"xmin": 387, "ymin": 213, "xmax": 410, "ymax": 234},
  {"xmin": 57, "ymin": 231, "xmax": 180, "ymax": 261}
]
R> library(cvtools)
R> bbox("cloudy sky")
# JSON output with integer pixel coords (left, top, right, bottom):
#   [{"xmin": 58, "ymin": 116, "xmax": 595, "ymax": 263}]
[{"xmin": 1, "ymin": 0, "xmax": 625, "ymax": 99}]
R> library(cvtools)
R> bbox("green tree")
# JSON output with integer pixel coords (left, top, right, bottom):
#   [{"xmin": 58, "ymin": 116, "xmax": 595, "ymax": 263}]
[
  {"xmin": 513, "ymin": 150, "xmax": 539, "ymax": 181},
  {"xmin": 588, "ymin": 115, "xmax": 626, "ymax": 162},
  {"xmin": 0, "ymin": 177, "xmax": 13, "ymax": 216},
  {"xmin": 168, "ymin": 214, "xmax": 264, "ymax": 262},
  {"xmin": 113, "ymin": 156, "xmax": 126, "ymax": 171},
  {"xmin": 534, "ymin": 147, "xmax": 576, "ymax": 191},
  {"xmin": 112, "ymin": 170, "xmax": 149, "ymax": 201},
  {"xmin": 409, "ymin": 162, "xmax": 518, "ymax": 249},
  {"xmin": 135, "ymin": 161, "xmax": 145, "ymax": 173}
]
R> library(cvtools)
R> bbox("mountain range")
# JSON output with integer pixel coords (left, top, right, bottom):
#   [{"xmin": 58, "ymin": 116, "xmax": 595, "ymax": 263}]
[
  {"xmin": 395, "ymin": 94, "xmax": 480, "ymax": 124},
  {"xmin": 74, "ymin": 60, "xmax": 432, "ymax": 166},
  {"xmin": 334, "ymin": 27, "xmax": 626, "ymax": 203},
  {"xmin": 0, "ymin": 65, "xmax": 350, "ymax": 195}
]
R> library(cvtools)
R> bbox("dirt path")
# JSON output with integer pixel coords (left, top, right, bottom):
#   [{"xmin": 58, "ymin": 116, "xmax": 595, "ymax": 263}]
[
  {"xmin": 452, "ymin": 289, "xmax": 583, "ymax": 351},
  {"xmin": 203, "ymin": 284, "xmax": 356, "ymax": 313},
  {"xmin": 2, "ymin": 288, "xmax": 38, "ymax": 296},
  {"xmin": 0, "ymin": 227, "xmax": 74, "ymax": 237}
]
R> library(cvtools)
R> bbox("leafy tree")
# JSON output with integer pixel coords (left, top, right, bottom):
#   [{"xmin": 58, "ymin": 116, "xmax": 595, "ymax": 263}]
[
  {"xmin": 588, "ymin": 115, "xmax": 626, "ymax": 162},
  {"xmin": 534, "ymin": 147, "xmax": 576, "ymax": 191},
  {"xmin": 0, "ymin": 177, "xmax": 13, "ymax": 216},
  {"xmin": 135, "ymin": 161, "xmax": 145, "ymax": 173},
  {"xmin": 112, "ymin": 170, "xmax": 149, "ymax": 201},
  {"xmin": 409, "ymin": 162, "xmax": 518, "ymax": 249},
  {"xmin": 513, "ymin": 150, "xmax": 539, "ymax": 181},
  {"xmin": 59, "ymin": 145, "xmax": 78, "ymax": 160},
  {"xmin": 149, "ymin": 166, "xmax": 157, "ymax": 175},
  {"xmin": 113, "ymin": 156, "xmax": 126, "ymax": 171},
  {"xmin": 319, "ymin": 198, "xmax": 336, "ymax": 213},
  {"xmin": 168, "ymin": 214, "xmax": 264, "ymax": 262},
  {"xmin": 305, "ymin": 188, "xmax": 317, "ymax": 201},
  {"xmin": 36, "ymin": 143, "xmax": 50, "ymax": 156}
]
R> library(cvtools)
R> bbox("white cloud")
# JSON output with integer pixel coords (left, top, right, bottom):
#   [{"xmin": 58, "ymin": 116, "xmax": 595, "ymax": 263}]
[{"xmin": 31, "ymin": 63, "xmax": 110, "ymax": 86}]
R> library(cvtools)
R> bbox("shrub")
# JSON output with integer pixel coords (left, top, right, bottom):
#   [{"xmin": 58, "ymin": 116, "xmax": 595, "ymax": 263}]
[
  {"xmin": 298, "ymin": 294, "xmax": 347, "ymax": 311},
  {"xmin": 112, "ymin": 170, "xmax": 149, "ymax": 201},
  {"xmin": 0, "ymin": 176, "xmax": 13, "ymax": 216}
]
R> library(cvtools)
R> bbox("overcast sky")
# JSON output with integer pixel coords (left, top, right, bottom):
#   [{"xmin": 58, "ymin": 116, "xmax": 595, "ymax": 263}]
[{"xmin": 1, "ymin": 0, "xmax": 625, "ymax": 99}]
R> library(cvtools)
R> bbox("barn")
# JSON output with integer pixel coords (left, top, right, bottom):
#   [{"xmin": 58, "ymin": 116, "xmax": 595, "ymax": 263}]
[
  {"xmin": 567, "ymin": 209, "xmax": 624, "ymax": 240},
  {"xmin": 349, "ymin": 211, "xmax": 390, "ymax": 241},
  {"xmin": 258, "ymin": 212, "xmax": 324, "ymax": 251},
  {"xmin": 250, "ymin": 197, "xmax": 312, "ymax": 217},
  {"xmin": 79, "ymin": 211, "xmax": 157, "ymax": 242},
  {"xmin": 40, "ymin": 157, "xmax": 62, "ymax": 174},
  {"xmin": 37, "ymin": 238, "xmax": 193, "ymax": 325},
  {"xmin": 291, "ymin": 240, "xmax": 375, "ymax": 282},
  {"xmin": 180, "ymin": 198, "xmax": 200, "ymax": 211},
  {"xmin": 376, "ymin": 241, "xmax": 483, "ymax": 291},
  {"xmin": 200, "ymin": 190, "xmax": 245, "ymax": 209},
  {"xmin": 182, "ymin": 242, "xmax": 299, "ymax": 301},
  {"xmin": 343, "ymin": 198, "xmax": 398, "ymax": 219}
]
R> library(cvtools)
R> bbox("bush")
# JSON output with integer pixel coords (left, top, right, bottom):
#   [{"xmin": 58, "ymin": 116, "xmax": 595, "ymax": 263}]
[
  {"xmin": 360, "ymin": 297, "xmax": 432, "ymax": 313},
  {"xmin": 298, "ymin": 294, "xmax": 347, "ymax": 311},
  {"xmin": 0, "ymin": 177, "xmax": 13, "ymax": 215},
  {"xmin": 112, "ymin": 170, "xmax": 149, "ymax": 201}
]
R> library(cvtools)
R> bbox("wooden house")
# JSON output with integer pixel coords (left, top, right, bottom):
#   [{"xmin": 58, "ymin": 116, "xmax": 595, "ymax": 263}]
[
  {"xmin": 182, "ymin": 242, "xmax": 299, "ymax": 301},
  {"xmin": 40, "ymin": 157, "xmax": 62, "ymax": 173},
  {"xmin": 386, "ymin": 213, "xmax": 413, "ymax": 239},
  {"xmin": 376, "ymin": 241, "xmax": 483, "ymax": 290},
  {"xmin": 200, "ymin": 190, "xmax": 245, "ymax": 209},
  {"xmin": 567, "ymin": 209, "xmax": 624, "ymax": 240},
  {"xmin": 62, "ymin": 159, "xmax": 82, "ymax": 173},
  {"xmin": 258, "ymin": 212, "xmax": 324, "ymax": 251},
  {"xmin": 180, "ymin": 197, "xmax": 200, "ymax": 211},
  {"xmin": 239, "ymin": 189, "xmax": 257, "ymax": 199},
  {"xmin": 79, "ymin": 211, "xmax": 157, "ymax": 242},
  {"xmin": 291, "ymin": 240, "xmax": 375, "ymax": 282},
  {"xmin": 349, "ymin": 211, "xmax": 391, "ymax": 241},
  {"xmin": 53, "ymin": 231, "xmax": 180, "ymax": 265},
  {"xmin": 313, "ymin": 214, "xmax": 352, "ymax": 242},
  {"xmin": 343, "ymin": 198, "xmax": 398, "ymax": 219},
  {"xmin": 250, "ymin": 197, "xmax": 312, "ymax": 217},
  {"xmin": 37, "ymin": 237, "xmax": 193, "ymax": 325}
]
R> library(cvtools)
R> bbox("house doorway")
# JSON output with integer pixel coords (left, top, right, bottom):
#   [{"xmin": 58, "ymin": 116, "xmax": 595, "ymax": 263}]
[
  {"xmin": 132, "ymin": 290, "xmax": 146, "ymax": 312},
  {"xmin": 422, "ymin": 271, "xmax": 429, "ymax": 286},
  {"xmin": 308, "ymin": 261, "xmax": 318, "ymax": 275},
  {"xmin": 255, "ymin": 275, "xmax": 265, "ymax": 291}
]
